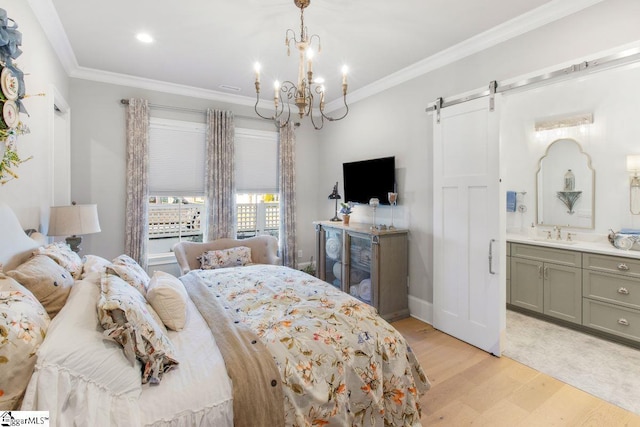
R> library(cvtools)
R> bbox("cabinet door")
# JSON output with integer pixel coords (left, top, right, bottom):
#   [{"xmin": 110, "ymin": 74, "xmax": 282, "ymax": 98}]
[
  {"xmin": 347, "ymin": 232, "xmax": 373, "ymax": 304},
  {"xmin": 323, "ymin": 227, "xmax": 343, "ymax": 290},
  {"xmin": 376, "ymin": 233, "xmax": 409, "ymax": 320},
  {"xmin": 510, "ymin": 257, "xmax": 543, "ymax": 313},
  {"xmin": 544, "ymin": 264, "xmax": 582, "ymax": 324}
]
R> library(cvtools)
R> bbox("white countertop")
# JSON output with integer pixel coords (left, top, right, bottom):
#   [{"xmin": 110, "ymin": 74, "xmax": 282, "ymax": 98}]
[{"xmin": 507, "ymin": 233, "xmax": 640, "ymax": 260}]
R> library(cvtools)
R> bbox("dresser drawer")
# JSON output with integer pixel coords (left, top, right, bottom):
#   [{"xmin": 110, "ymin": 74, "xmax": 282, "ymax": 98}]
[
  {"xmin": 583, "ymin": 253, "xmax": 640, "ymax": 278},
  {"xmin": 583, "ymin": 299, "xmax": 640, "ymax": 342},
  {"xmin": 583, "ymin": 270, "xmax": 640, "ymax": 310},
  {"xmin": 510, "ymin": 243, "xmax": 581, "ymax": 267}
]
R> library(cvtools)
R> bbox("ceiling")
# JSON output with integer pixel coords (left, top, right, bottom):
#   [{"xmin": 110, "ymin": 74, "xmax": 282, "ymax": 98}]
[{"xmin": 32, "ymin": 0, "xmax": 602, "ymax": 109}]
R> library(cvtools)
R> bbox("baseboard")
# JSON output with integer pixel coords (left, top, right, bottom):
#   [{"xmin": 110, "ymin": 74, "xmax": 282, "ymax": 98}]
[{"xmin": 408, "ymin": 295, "xmax": 433, "ymax": 325}]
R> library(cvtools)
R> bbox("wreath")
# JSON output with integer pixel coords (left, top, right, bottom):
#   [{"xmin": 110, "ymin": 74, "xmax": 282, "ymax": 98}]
[{"xmin": 0, "ymin": 8, "xmax": 31, "ymax": 185}]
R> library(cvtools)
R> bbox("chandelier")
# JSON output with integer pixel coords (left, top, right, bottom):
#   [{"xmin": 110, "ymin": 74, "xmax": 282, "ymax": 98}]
[{"xmin": 253, "ymin": 0, "xmax": 349, "ymax": 130}]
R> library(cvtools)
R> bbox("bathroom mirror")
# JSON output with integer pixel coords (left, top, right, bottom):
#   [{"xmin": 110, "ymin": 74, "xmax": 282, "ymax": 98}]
[{"xmin": 536, "ymin": 138, "xmax": 595, "ymax": 229}]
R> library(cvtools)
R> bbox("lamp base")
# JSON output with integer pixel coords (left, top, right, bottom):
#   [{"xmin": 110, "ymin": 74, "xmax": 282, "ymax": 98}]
[
  {"xmin": 330, "ymin": 215, "xmax": 341, "ymax": 222},
  {"xmin": 65, "ymin": 235, "xmax": 82, "ymax": 253}
]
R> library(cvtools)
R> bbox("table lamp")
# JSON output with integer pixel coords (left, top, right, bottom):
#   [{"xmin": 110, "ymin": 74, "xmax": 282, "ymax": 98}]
[
  {"xmin": 47, "ymin": 202, "xmax": 101, "ymax": 252},
  {"xmin": 328, "ymin": 182, "xmax": 342, "ymax": 222}
]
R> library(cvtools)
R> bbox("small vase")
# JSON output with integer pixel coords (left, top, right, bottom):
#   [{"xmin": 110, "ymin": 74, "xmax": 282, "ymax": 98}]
[{"xmin": 342, "ymin": 214, "xmax": 350, "ymax": 225}]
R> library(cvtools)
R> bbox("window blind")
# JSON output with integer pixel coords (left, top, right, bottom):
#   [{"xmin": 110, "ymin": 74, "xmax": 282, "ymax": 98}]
[
  {"xmin": 235, "ymin": 128, "xmax": 278, "ymax": 193},
  {"xmin": 149, "ymin": 118, "xmax": 206, "ymax": 197}
]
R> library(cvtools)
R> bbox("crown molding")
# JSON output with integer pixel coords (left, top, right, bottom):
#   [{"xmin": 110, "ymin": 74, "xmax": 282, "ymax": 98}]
[
  {"xmin": 28, "ymin": 0, "xmax": 79, "ymax": 75},
  {"xmin": 325, "ymin": 0, "xmax": 604, "ymax": 112},
  {"xmin": 30, "ymin": 0, "xmax": 604, "ymax": 112},
  {"xmin": 71, "ymin": 65, "xmax": 261, "ymax": 107}
]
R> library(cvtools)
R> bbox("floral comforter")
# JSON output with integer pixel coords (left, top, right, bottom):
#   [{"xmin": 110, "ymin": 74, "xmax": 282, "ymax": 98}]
[{"xmin": 187, "ymin": 264, "xmax": 429, "ymax": 427}]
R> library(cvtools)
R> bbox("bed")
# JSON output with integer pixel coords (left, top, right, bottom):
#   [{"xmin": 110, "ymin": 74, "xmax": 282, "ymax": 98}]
[{"xmin": 0, "ymin": 203, "xmax": 430, "ymax": 426}]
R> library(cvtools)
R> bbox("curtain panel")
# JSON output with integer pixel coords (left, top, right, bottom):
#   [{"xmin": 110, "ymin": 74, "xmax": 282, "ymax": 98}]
[
  {"xmin": 205, "ymin": 109, "xmax": 235, "ymax": 241},
  {"xmin": 124, "ymin": 98, "xmax": 149, "ymax": 269},
  {"xmin": 279, "ymin": 121, "xmax": 296, "ymax": 268}
]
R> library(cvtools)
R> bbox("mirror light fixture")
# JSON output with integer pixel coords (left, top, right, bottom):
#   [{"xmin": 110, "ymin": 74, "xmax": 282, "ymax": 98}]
[
  {"xmin": 627, "ymin": 154, "xmax": 640, "ymax": 215},
  {"xmin": 534, "ymin": 113, "xmax": 593, "ymax": 132},
  {"xmin": 253, "ymin": 0, "xmax": 349, "ymax": 130},
  {"xmin": 47, "ymin": 202, "xmax": 101, "ymax": 252}
]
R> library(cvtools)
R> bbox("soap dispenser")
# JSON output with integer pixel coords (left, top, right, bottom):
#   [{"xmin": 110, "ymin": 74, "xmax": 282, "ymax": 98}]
[{"xmin": 528, "ymin": 222, "xmax": 537, "ymax": 238}]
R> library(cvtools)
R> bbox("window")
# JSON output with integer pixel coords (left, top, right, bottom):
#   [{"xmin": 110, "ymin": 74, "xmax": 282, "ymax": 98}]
[
  {"xmin": 148, "ymin": 118, "xmax": 206, "ymax": 255},
  {"xmin": 235, "ymin": 128, "xmax": 279, "ymax": 240}
]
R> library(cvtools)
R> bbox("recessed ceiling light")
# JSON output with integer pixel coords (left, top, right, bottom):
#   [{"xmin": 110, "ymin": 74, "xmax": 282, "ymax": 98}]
[
  {"xmin": 136, "ymin": 33, "xmax": 154, "ymax": 43},
  {"xmin": 219, "ymin": 84, "xmax": 241, "ymax": 92}
]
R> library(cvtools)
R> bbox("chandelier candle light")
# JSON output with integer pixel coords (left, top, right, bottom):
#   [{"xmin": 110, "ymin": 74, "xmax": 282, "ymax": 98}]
[{"xmin": 253, "ymin": 0, "xmax": 349, "ymax": 130}]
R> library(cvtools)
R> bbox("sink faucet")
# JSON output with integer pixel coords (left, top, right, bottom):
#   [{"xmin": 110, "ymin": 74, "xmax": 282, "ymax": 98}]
[{"xmin": 554, "ymin": 226, "xmax": 562, "ymax": 240}]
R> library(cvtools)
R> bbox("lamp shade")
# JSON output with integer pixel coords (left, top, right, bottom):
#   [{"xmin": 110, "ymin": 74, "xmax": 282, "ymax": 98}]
[
  {"xmin": 47, "ymin": 204, "xmax": 101, "ymax": 236},
  {"xmin": 627, "ymin": 155, "xmax": 640, "ymax": 172}
]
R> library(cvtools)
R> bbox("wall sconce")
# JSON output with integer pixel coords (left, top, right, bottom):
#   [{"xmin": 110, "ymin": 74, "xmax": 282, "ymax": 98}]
[
  {"xmin": 628, "ymin": 155, "xmax": 640, "ymax": 215},
  {"xmin": 47, "ymin": 202, "xmax": 101, "ymax": 252},
  {"xmin": 328, "ymin": 182, "xmax": 342, "ymax": 222}
]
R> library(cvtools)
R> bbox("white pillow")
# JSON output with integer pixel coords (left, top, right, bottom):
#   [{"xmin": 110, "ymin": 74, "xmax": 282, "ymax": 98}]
[
  {"xmin": 23, "ymin": 278, "xmax": 141, "ymax": 406},
  {"xmin": 146, "ymin": 271, "xmax": 188, "ymax": 331},
  {"xmin": 82, "ymin": 254, "xmax": 111, "ymax": 279}
]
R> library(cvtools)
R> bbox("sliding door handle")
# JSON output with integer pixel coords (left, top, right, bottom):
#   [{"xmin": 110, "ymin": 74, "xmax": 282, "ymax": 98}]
[{"xmin": 488, "ymin": 239, "xmax": 496, "ymax": 275}]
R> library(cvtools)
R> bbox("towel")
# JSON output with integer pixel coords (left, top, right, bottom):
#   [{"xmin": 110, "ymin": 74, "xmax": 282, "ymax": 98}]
[
  {"xmin": 506, "ymin": 191, "xmax": 517, "ymax": 212},
  {"xmin": 619, "ymin": 228, "xmax": 640, "ymax": 235}
]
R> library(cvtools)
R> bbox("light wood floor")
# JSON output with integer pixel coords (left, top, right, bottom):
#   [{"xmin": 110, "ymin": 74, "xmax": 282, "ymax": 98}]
[{"xmin": 392, "ymin": 317, "xmax": 640, "ymax": 426}]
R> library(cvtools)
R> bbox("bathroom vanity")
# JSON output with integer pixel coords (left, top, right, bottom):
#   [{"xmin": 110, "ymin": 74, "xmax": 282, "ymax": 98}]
[{"xmin": 507, "ymin": 234, "xmax": 640, "ymax": 347}]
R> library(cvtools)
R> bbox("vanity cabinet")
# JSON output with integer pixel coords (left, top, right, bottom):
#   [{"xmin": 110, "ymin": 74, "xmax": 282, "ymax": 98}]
[
  {"xmin": 582, "ymin": 253, "xmax": 640, "ymax": 342},
  {"xmin": 510, "ymin": 243, "xmax": 582, "ymax": 324},
  {"xmin": 508, "ymin": 239, "xmax": 640, "ymax": 345},
  {"xmin": 314, "ymin": 221, "xmax": 409, "ymax": 322}
]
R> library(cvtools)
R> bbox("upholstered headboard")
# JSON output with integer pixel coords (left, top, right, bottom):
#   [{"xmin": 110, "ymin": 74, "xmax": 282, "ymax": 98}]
[
  {"xmin": 172, "ymin": 235, "xmax": 281, "ymax": 275},
  {"xmin": 0, "ymin": 203, "xmax": 40, "ymax": 271}
]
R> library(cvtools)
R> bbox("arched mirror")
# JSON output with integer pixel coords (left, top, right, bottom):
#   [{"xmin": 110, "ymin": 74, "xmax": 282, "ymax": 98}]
[{"xmin": 536, "ymin": 138, "xmax": 595, "ymax": 229}]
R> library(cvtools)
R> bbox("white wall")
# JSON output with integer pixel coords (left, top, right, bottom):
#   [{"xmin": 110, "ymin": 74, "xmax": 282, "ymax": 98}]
[
  {"xmin": 69, "ymin": 78, "xmax": 321, "ymax": 260},
  {"xmin": 9, "ymin": 0, "xmax": 640, "ymax": 320},
  {"xmin": 502, "ymin": 63, "xmax": 640, "ymax": 235},
  {"xmin": 316, "ymin": 0, "xmax": 640, "ymax": 318},
  {"xmin": 0, "ymin": 1, "xmax": 69, "ymax": 230}
]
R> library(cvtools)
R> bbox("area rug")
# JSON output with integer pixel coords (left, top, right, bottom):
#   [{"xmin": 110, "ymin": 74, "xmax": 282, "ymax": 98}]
[{"xmin": 504, "ymin": 310, "xmax": 640, "ymax": 415}]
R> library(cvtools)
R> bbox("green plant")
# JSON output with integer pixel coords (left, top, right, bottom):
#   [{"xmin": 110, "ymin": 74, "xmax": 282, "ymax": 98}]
[{"xmin": 300, "ymin": 256, "xmax": 316, "ymax": 276}]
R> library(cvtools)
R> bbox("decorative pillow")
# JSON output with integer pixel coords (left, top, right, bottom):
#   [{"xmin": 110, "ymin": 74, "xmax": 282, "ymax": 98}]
[
  {"xmin": 0, "ymin": 275, "xmax": 50, "ymax": 410},
  {"xmin": 108, "ymin": 255, "xmax": 150, "ymax": 296},
  {"xmin": 6, "ymin": 255, "xmax": 74, "ymax": 318},
  {"xmin": 98, "ymin": 273, "xmax": 178, "ymax": 384},
  {"xmin": 197, "ymin": 246, "xmax": 252, "ymax": 270},
  {"xmin": 146, "ymin": 271, "xmax": 188, "ymax": 331},
  {"xmin": 34, "ymin": 242, "xmax": 83, "ymax": 279},
  {"xmin": 81, "ymin": 254, "xmax": 111, "ymax": 279}
]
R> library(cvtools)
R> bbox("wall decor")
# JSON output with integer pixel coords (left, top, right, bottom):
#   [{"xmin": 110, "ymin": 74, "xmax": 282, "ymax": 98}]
[{"xmin": 0, "ymin": 8, "xmax": 32, "ymax": 185}]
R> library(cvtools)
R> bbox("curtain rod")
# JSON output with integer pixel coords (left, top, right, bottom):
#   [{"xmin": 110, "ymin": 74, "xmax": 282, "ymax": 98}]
[
  {"xmin": 425, "ymin": 47, "xmax": 640, "ymax": 113},
  {"xmin": 119, "ymin": 99, "xmax": 266, "ymax": 122}
]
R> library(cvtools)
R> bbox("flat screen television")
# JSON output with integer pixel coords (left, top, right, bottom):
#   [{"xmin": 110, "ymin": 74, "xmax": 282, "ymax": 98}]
[{"xmin": 343, "ymin": 156, "xmax": 396, "ymax": 205}]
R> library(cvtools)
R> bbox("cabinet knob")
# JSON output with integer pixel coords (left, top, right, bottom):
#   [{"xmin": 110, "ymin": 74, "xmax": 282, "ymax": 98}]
[
  {"xmin": 618, "ymin": 318, "xmax": 630, "ymax": 326},
  {"xmin": 618, "ymin": 287, "xmax": 630, "ymax": 295},
  {"xmin": 617, "ymin": 263, "xmax": 630, "ymax": 271}
]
